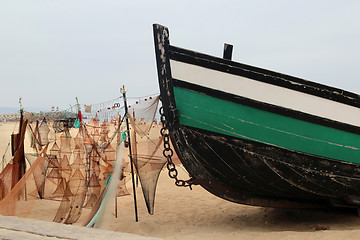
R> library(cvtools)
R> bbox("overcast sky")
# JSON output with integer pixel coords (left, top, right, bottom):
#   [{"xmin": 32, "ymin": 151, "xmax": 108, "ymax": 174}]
[{"xmin": 1, "ymin": 0, "xmax": 359, "ymax": 112}]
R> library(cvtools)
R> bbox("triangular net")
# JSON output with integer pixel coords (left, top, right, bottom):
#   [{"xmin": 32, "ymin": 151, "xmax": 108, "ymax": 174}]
[
  {"xmin": 37, "ymin": 118, "xmax": 50, "ymax": 146},
  {"xmin": 127, "ymin": 95, "xmax": 170, "ymax": 215},
  {"xmin": 128, "ymin": 96, "xmax": 159, "ymax": 137}
]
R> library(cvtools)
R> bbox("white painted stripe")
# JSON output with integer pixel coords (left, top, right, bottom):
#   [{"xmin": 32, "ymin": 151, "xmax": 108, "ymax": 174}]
[{"xmin": 170, "ymin": 60, "xmax": 360, "ymax": 128}]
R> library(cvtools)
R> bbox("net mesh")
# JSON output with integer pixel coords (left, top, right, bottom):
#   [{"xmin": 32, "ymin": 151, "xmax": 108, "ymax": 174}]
[
  {"xmin": 38, "ymin": 118, "xmax": 50, "ymax": 147},
  {"xmin": 128, "ymin": 96, "xmax": 159, "ymax": 137},
  {"xmin": 0, "ymin": 94, "xmax": 179, "ymax": 224},
  {"xmin": 0, "ymin": 164, "xmax": 15, "ymax": 201}
]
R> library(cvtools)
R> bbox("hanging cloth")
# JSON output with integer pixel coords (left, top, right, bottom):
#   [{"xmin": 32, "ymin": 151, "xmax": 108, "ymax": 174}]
[{"xmin": 74, "ymin": 110, "xmax": 83, "ymax": 129}]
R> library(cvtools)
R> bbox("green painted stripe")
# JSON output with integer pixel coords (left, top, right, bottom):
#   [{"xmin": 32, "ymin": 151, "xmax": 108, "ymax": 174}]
[{"xmin": 173, "ymin": 87, "xmax": 360, "ymax": 164}]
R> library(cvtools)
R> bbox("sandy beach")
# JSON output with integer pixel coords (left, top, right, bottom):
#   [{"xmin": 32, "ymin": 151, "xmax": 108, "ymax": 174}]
[{"xmin": 2, "ymin": 121, "xmax": 360, "ymax": 240}]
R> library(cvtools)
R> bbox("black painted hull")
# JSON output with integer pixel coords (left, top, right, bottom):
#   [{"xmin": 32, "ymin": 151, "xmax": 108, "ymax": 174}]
[{"xmin": 174, "ymin": 125, "xmax": 360, "ymax": 208}]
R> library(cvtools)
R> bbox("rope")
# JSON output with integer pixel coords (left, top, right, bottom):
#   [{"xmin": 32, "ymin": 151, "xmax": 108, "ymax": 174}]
[{"xmin": 127, "ymin": 93, "xmax": 159, "ymax": 100}]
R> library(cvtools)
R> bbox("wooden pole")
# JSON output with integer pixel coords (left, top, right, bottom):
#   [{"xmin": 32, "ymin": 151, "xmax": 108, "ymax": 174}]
[
  {"xmin": 132, "ymin": 110, "xmax": 139, "ymax": 188},
  {"xmin": 121, "ymin": 85, "xmax": 139, "ymax": 222},
  {"xmin": 11, "ymin": 108, "xmax": 28, "ymax": 189},
  {"xmin": 115, "ymin": 196, "xmax": 118, "ymax": 218}
]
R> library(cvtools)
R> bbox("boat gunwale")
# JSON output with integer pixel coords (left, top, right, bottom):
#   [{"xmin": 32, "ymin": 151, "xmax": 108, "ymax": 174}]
[{"xmin": 169, "ymin": 45, "xmax": 360, "ymax": 109}]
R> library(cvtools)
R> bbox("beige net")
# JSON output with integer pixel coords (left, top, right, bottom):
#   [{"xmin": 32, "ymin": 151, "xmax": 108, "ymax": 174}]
[
  {"xmin": 0, "ymin": 146, "xmax": 48, "ymax": 216},
  {"xmin": 38, "ymin": 118, "xmax": 50, "ymax": 147},
  {"xmin": 0, "ymin": 94, "xmax": 177, "ymax": 225},
  {"xmin": 128, "ymin": 96, "xmax": 159, "ymax": 137},
  {"xmin": 0, "ymin": 164, "xmax": 15, "ymax": 201}
]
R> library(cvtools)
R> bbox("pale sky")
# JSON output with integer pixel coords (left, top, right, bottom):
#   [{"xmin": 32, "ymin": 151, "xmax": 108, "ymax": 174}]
[{"xmin": 1, "ymin": 0, "xmax": 359, "ymax": 112}]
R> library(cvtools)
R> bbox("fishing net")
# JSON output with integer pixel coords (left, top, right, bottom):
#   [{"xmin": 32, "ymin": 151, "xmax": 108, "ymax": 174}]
[
  {"xmin": 126, "ymin": 95, "xmax": 173, "ymax": 215},
  {"xmin": 0, "ymin": 164, "xmax": 15, "ymax": 200},
  {"xmin": 85, "ymin": 142, "xmax": 125, "ymax": 228},
  {"xmin": 133, "ymin": 134, "xmax": 166, "ymax": 214},
  {"xmin": 117, "ymin": 175, "xmax": 130, "ymax": 197},
  {"xmin": 0, "ymin": 123, "xmax": 115, "ymax": 222},
  {"xmin": 53, "ymin": 179, "xmax": 74, "ymax": 223},
  {"xmin": 0, "ymin": 146, "xmax": 48, "ymax": 216},
  {"xmin": 63, "ymin": 171, "xmax": 87, "ymax": 224},
  {"xmin": 0, "ymin": 94, "xmax": 175, "ymax": 226},
  {"xmin": 128, "ymin": 96, "xmax": 159, "ymax": 137},
  {"xmin": 28, "ymin": 121, "xmax": 39, "ymax": 151},
  {"xmin": 86, "ymin": 115, "xmax": 101, "ymax": 144},
  {"xmin": 99, "ymin": 121, "xmax": 110, "ymax": 144},
  {"xmin": 38, "ymin": 118, "xmax": 50, "ymax": 147},
  {"xmin": 25, "ymin": 153, "xmax": 39, "ymax": 166}
]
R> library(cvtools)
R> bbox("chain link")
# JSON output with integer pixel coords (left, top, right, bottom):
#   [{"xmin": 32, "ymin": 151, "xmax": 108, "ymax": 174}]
[{"xmin": 160, "ymin": 107, "xmax": 193, "ymax": 189}]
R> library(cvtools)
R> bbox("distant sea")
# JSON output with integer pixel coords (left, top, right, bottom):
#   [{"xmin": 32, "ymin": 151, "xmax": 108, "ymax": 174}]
[
  {"xmin": 0, "ymin": 107, "xmax": 19, "ymax": 114},
  {"xmin": 0, "ymin": 107, "xmax": 47, "ymax": 114}
]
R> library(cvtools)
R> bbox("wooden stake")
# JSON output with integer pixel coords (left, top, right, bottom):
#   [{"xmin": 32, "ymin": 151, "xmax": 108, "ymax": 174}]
[
  {"xmin": 132, "ymin": 110, "xmax": 139, "ymax": 188},
  {"xmin": 121, "ymin": 85, "xmax": 139, "ymax": 222},
  {"xmin": 115, "ymin": 196, "xmax": 118, "ymax": 218}
]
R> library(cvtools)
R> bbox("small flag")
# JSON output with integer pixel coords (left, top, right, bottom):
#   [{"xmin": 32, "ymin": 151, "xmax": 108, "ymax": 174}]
[{"xmin": 85, "ymin": 105, "xmax": 92, "ymax": 113}]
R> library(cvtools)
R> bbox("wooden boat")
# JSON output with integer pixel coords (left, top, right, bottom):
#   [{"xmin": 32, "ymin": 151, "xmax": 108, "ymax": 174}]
[{"xmin": 153, "ymin": 24, "xmax": 360, "ymax": 210}]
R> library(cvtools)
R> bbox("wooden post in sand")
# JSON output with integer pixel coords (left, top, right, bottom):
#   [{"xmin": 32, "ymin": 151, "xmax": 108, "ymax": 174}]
[
  {"xmin": 132, "ymin": 110, "xmax": 139, "ymax": 188},
  {"xmin": 121, "ymin": 85, "xmax": 139, "ymax": 222},
  {"xmin": 11, "ymin": 105, "xmax": 28, "ymax": 189}
]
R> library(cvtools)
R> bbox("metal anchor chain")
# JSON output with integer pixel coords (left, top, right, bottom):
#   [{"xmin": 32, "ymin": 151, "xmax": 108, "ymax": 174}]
[{"xmin": 159, "ymin": 107, "xmax": 193, "ymax": 189}]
